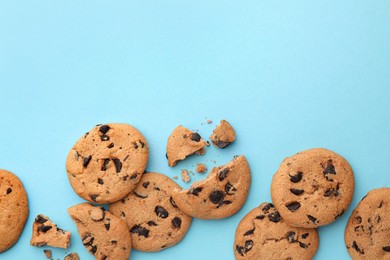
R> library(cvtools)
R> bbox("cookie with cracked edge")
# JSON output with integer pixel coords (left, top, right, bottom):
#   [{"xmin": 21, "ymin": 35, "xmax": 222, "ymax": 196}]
[
  {"xmin": 171, "ymin": 155, "xmax": 251, "ymax": 219},
  {"xmin": 166, "ymin": 125, "xmax": 208, "ymax": 167},
  {"xmin": 271, "ymin": 148, "xmax": 354, "ymax": 228},
  {"xmin": 209, "ymin": 120, "xmax": 236, "ymax": 149},
  {"xmin": 110, "ymin": 172, "xmax": 192, "ymax": 252},
  {"xmin": 234, "ymin": 202, "xmax": 319, "ymax": 260},
  {"xmin": 66, "ymin": 123, "xmax": 149, "ymax": 204},
  {"xmin": 30, "ymin": 214, "xmax": 71, "ymax": 248},
  {"xmin": 345, "ymin": 188, "xmax": 390, "ymax": 260},
  {"xmin": 0, "ymin": 169, "xmax": 29, "ymax": 253},
  {"xmin": 68, "ymin": 203, "xmax": 131, "ymax": 260}
]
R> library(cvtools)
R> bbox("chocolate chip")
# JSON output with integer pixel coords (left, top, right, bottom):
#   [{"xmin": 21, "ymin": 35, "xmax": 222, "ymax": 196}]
[
  {"xmin": 299, "ymin": 242, "xmax": 308, "ymax": 249},
  {"xmin": 100, "ymin": 135, "xmax": 110, "ymax": 141},
  {"xmin": 5, "ymin": 187, "xmax": 12, "ymax": 194},
  {"xmin": 324, "ymin": 188, "xmax": 335, "ymax": 197},
  {"xmin": 139, "ymin": 140, "xmax": 145, "ymax": 148},
  {"xmin": 147, "ymin": 221, "xmax": 158, "ymax": 226},
  {"xmin": 82, "ymin": 234, "xmax": 94, "ymax": 245},
  {"xmin": 244, "ymin": 228, "xmax": 255, "ymax": 236},
  {"xmin": 268, "ymin": 212, "xmax": 281, "ymax": 223},
  {"xmin": 154, "ymin": 187, "xmax": 161, "ymax": 191},
  {"xmin": 104, "ymin": 223, "xmax": 110, "ymax": 231},
  {"xmin": 83, "ymin": 155, "xmax": 92, "ymax": 168},
  {"xmin": 383, "ymin": 246, "xmax": 390, "ymax": 252},
  {"xmin": 213, "ymin": 140, "xmax": 231, "ymax": 149},
  {"xmin": 219, "ymin": 168, "xmax": 230, "ymax": 181},
  {"xmin": 172, "ymin": 217, "xmax": 182, "ymax": 229},
  {"xmin": 225, "ymin": 182, "xmax": 237, "ymax": 195},
  {"xmin": 155, "ymin": 206, "xmax": 169, "ymax": 218},
  {"xmin": 286, "ymin": 202, "xmax": 301, "ymax": 212},
  {"xmin": 38, "ymin": 225, "xmax": 52, "ymax": 233},
  {"xmin": 191, "ymin": 133, "xmax": 201, "ymax": 142},
  {"xmin": 262, "ymin": 203, "xmax": 274, "ymax": 213},
  {"xmin": 121, "ymin": 211, "xmax": 126, "ymax": 217},
  {"xmin": 111, "ymin": 240, "xmax": 117, "ymax": 245},
  {"xmin": 130, "ymin": 225, "xmax": 149, "ymax": 238},
  {"xmin": 307, "ymin": 215, "xmax": 317, "ymax": 223},
  {"xmin": 133, "ymin": 142, "xmax": 139, "ymax": 149},
  {"xmin": 35, "ymin": 215, "xmax": 48, "ymax": 224},
  {"xmin": 107, "ymin": 143, "xmax": 114, "ymax": 148},
  {"xmin": 301, "ymin": 233, "xmax": 309, "ymax": 239},
  {"xmin": 255, "ymin": 215, "xmax": 265, "ymax": 220},
  {"xmin": 236, "ymin": 245, "xmax": 245, "ymax": 256},
  {"xmin": 335, "ymin": 209, "xmax": 345, "ymax": 219},
  {"xmin": 123, "ymin": 155, "xmax": 129, "ymax": 161},
  {"xmin": 355, "ymin": 215, "xmax": 362, "ymax": 224},
  {"xmin": 90, "ymin": 194, "xmax": 99, "ymax": 202},
  {"xmin": 90, "ymin": 245, "xmax": 97, "ymax": 254},
  {"xmin": 289, "ymin": 172, "xmax": 303, "ymax": 183},
  {"xmin": 99, "ymin": 125, "xmax": 110, "ymax": 134},
  {"xmin": 102, "ymin": 255, "xmax": 107, "ymax": 260},
  {"xmin": 287, "ymin": 231, "xmax": 296, "ymax": 243},
  {"xmin": 112, "ymin": 158, "xmax": 122, "ymax": 173},
  {"xmin": 133, "ymin": 191, "xmax": 148, "ymax": 199},
  {"xmin": 189, "ymin": 187, "xmax": 203, "ymax": 196},
  {"xmin": 323, "ymin": 160, "xmax": 336, "ymax": 175},
  {"xmin": 170, "ymin": 197, "xmax": 177, "ymax": 208},
  {"xmin": 98, "ymin": 178, "xmax": 104, "ymax": 185},
  {"xmin": 209, "ymin": 190, "xmax": 225, "ymax": 205},
  {"xmin": 142, "ymin": 182, "xmax": 150, "ymax": 188},
  {"xmin": 101, "ymin": 158, "xmax": 110, "ymax": 171},
  {"xmin": 290, "ymin": 189, "xmax": 304, "ymax": 195},
  {"xmin": 245, "ymin": 240, "xmax": 254, "ymax": 253},
  {"xmin": 352, "ymin": 241, "xmax": 364, "ymax": 254},
  {"xmin": 222, "ymin": 200, "xmax": 232, "ymax": 205},
  {"xmin": 130, "ymin": 173, "xmax": 138, "ymax": 179}
]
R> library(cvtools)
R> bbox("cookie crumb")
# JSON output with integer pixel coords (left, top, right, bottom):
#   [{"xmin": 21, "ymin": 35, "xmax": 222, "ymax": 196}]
[
  {"xmin": 196, "ymin": 164, "xmax": 207, "ymax": 174},
  {"xmin": 207, "ymin": 119, "xmax": 212, "ymax": 124},
  {"xmin": 173, "ymin": 176, "xmax": 178, "ymax": 180},
  {"xmin": 43, "ymin": 249, "xmax": 52, "ymax": 259},
  {"xmin": 64, "ymin": 252, "xmax": 79, "ymax": 260},
  {"xmin": 181, "ymin": 170, "xmax": 191, "ymax": 183}
]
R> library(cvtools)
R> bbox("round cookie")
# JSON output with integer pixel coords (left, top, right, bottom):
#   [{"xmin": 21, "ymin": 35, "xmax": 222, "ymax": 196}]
[
  {"xmin": 68, "ymin": 203, "xmax": 131, "ymax": 259},
  {"xmin": 171, "ymin": 155, "xmax": 251, "ymax": 219},
  {"xmin": 234, "ymin": 202, "xmax": 319, "ymax": 259},
  {"xmin": 0, "ymin": 169, "xmax": 29, "ymax": 252},
  {"xmin": 66, "ymin": 123, "xmax": 149, "ymax": 204},
  {"xmin": 345, "ymin": 188, "xmax": 390, "ymax": 259},
  {"xmin": 110, "ymin": 172, "xmax": 192, "ymax": 252},
  {"xmin": 271, "ymin": 148, "xmax": 354, "ymax": 228}
]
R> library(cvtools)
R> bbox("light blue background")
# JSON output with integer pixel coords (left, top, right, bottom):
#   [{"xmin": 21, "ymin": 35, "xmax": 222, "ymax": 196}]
[{"xmin": 1, "ymin": 1, "xmax": 389, "ymax": 259}]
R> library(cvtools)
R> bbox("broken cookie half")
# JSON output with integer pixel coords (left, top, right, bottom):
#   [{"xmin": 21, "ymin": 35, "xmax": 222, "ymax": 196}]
[
  {"xmin": 30, "ymin": 214, "xmax": 71, "ymax": 249},
  {"xmin": 171, "ymin": 155, "xmax": 251, "ymax": 219},
  {"xmin": 166, "ymin": 125, "xmax": 208, "ymax": 167}
]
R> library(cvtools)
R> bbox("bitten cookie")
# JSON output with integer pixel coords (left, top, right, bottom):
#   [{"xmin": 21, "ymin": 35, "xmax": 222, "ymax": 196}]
[
  {"xmin": 234, "ymin": 202, "xmax": 319, "ymax": 260},
  {"xmin": 166, "ymin": 125, "xmax": 208, "ymax": 167},
  {"xmin": 345, "ymin": 188, "xmax": 390, "ymax": 259},
  {"xmin": 209, "ymin": 120, "xmax": 236, "ymax": 149},
  {"xmin": 66, "ymin": 123, "xmax": 149, "ymax": 204},
  {"xmin": 68, "ymin": 203, "xmax": 131, "ymax": 260},
  {"xmin": 110, "ymin": 172, "xmax": 192, "ymax": 252},
  {"xmin": 271, "ymin": 148, "xmax": 354, "ymax": 228},
  {"xmin": 0, "ymin": 169, "xmax": 29, "ymax": 253},
  {"xmin": 171, "ymin": 155, "xmax": 251, "ymax": 219},
  {"xmin": 30, "ymin": 214, "xmax": 71, "ymax": 248}
]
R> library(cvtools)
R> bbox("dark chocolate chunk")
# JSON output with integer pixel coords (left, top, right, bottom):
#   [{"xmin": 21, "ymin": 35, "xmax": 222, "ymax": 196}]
[
  {"xmin": 142, "ymin": 182, "xmax": 150, "ymax": 188},
  {"xmin": 324, "ymin": 188, "xmax": 335, "ymax": 197},
  {"xmin": 133, "ymin": 142, "xmax": 139, "ymax": 149},
  {"xmin": 191, "ymin": 133, "xmax": 201, "ymax": 142},
  {"xmin": 82, "ymin": 234, "xmax": 94, "ymax": 246},
  {"xmin": 90, "ymin": 245, "xmax": 97, "ymax": 254},
  {"xmin": 139, "ymin": 140, "xmax": 145, "ymax": 148},
  {"xmin": 289, "ymin": 172, "xmax": 303, "ymax": 183},
  {"xmin": 307, "ymin": 215, "xmax": 317, "ymax": 223},
  {"xmin": 355, "ymin": 215, "xmax": 362, "ymax": 224},
  {"xmin": 133, "ymin": 191, "xmax": 148, "ymax": 199},
  {"xmin": 189, "ymin": 187, "xmax": 203, "ymax": 196},
  {"xmin": 262, "ymin": 203, "xmax": 274, "ymax": 213},
  {"xmin": 102, "ymin": 255, "xmax": 107, "ymax": 260},
  {"xmin": 352, "ymin": 241, "xmax": 364, "ymax": 254},
  {"xmin": 107, "ymin": 143, "xmax": 114, "ymax": 148},
  {"xmin": 155, "ymin": 206, "xmax": 169, "ymax": 218},
  {"xmin": 100, "ymin": 135, "xmax": 110, "ymax": 141},
  {"xmin": 101, "ymin": 158, "xmax": 110, "ymax": 171},
  {"xmin": 287, "ymin": 231, "xmax": 296, "ymax": 243},
  {"xmin": 213, "ymin": 140, "xmax": 231, "ymax": 149},
  {"xmin": 35, "ymin": 215, "xmax": 48, "ymax": 224},
  {"xmin": 379, "ymin": 201, "xmax": 384, "ymax": 208},
  {"xmin": 268, "ymin": 212, "xmax": 281, "ymax": 223},
  {"xmin": 154, "ymin": 187, "xmax": 160, "ymax": 191},
  {"xmin": 6, "ymin": 187, "xmax": 12, "ymax": 194},
  {"xmin": 83, "ymin": 155, "xmax": 92, "ymax": 168},
  {"xmin": 219, "ymin": 168, "xmax": 230, "ymax": 181},
  {"xmin": 236, "ymin": 240, "xmax": 254, "ymax": 256},
  {"xmin": 286, "ymin": 202, "xmax": 301, "ymax": 212},
  {"xmin": 97, "ymin": 178, "xmax": 104, "ymax": 185},
  {"xmin": 121, "ymin": 211, "xmax": 126, "ymax": 217},
  {"xmin": 170, "ymin": 197, "xmax": 178, "ymax": 208},
  {"xmin": 209, "ymin": 190, "xmax": 225, "ymax": 205},
  {"xmin": 38, "ymin": 225, "xmax": 53, "ymax": 233},
  {"xmin": 222, "ymin": 200, "xmax": 232, "ymax": 205},
  {"xmin": 236, "ymin": 245, "xmax": 245, "ymax": 256},
  {"xmin": 225, "ymin": 182, "xmax": 237, "ymax": 195},
  {"xmin": 104, "ymin": 223, "xmax": 110, "ymax": 231},
  {"xmin": 90, "ymin": 194, "xmax": 99, "ymax": 202},
  {"xmin": 383, "ymin": 246, "xmax": 390, "ymax": 252},
  {"xmin": 111, "ymin": 240, "xmax": 117, "ymax": 245},
  {"xmin": 130, "ymin": 173, "xmax": 138, "ymax": 179},
  {"xmin": 299, "ymin": 242, "xmax": 308, "ymax": 249},
  {"xmin": 255, "ymin": 215, "xmax": 265, "ymax": 220},
  {"xmin": 244, "ymin": 228, "xmax": 255, "ymax": 236},
  {"xmin": 290, "ymin": 188, "xmax": 304, "ymax": 195},
  {"xmin": 147, "ymin": 221, "xmax": 158, "ymax": 226},
  {"xmin": 99, "ymin": 125, "xmax": 110, "ymax": 134},
  {"xmin": 172, "ymin": 217, "xmax": 182, "ymax": 229},
  {"xmin": 323, "ymin": 160, "xmax": 336, "ymax": 175},
  {"xmin": 130, "ymin": 225, "xmax": 149, "ymax": 238},
  {"xmin": 112, "ymin": 158, "xmax": 122, "ymax": 173},
  {"xmin": 245, "ymin": 240, "xmax": 254, "ymax": 253},
  {"xmin": 301, "ymin": 233, "xmax": 309, "ymax": 239}
]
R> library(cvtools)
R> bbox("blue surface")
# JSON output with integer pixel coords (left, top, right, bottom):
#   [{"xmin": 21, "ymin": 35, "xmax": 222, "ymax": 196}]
[{"xmin": 1, "ymin": 1, "xmax": 389, "ymax": 259}]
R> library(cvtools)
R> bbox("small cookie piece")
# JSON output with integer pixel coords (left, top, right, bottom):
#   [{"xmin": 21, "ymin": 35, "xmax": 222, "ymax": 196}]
[
  {"xmin": 110, "ymin": 172, "xmax": 192, "ymax": 252},
  {"xmin": 171, "ymin": 155, "xmax": 251, "ymax": 219},
  {"xmin": 0, "ymin": 169, "xmax": 29, "ymax": 253},
  {"xmin": 196, "ymin": 163, "xmax": 207, "ymax": 174},
  {"xmin": 209, "ymin": 120, "xmax": 236, "ymax": 149},
  {"xmin": 271, "ymin": 148, "xmax": 354, "ymax": 228},
  {"xmin": 234, "ymin": 202, "xmax": 319, "ymax": 259},
  {"xmin": 181, "ymin": 169, "xmax": 191, "ymax": 183},
  {"xmin": 166, "ymin": 125, "xmax": 208, "ymax": 167},
  {"xmin": 66, "ymin": 123, "xmax": 149, "ymax": 204},
  {"xmin": 64, "ymin": 252, "xmax": 80, "ymax": 260},
  {"xmin": 30, "ymin": 214, "xmax": 71, "ymax": 248},
  {"xmin": 68, "ymin": 203, "xmax": 131, "ymax": 259},
  {"xmin": 345, "ymin": 188, "xmax": 390, "ymax": 259},
  {"xmin": 43, "ymin": 249, "xmax": 52, "ymax": 259}
]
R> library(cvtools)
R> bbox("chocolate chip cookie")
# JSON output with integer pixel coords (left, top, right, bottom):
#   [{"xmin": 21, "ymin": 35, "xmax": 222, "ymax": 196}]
[
  {"xmin": 110, "ymin": 172, "xmax": 192, "ymax": 252},
  {"xmin": 171, "ymin": 155, "xmax": 251, "ymax": 219},
  {"xmin": 30, "ymin": 214, "xmax": 71, "ymax": 248},
  {"xmin": 68, "ymin": 203, "xmax": 131, "ymax": 260},
  {"xmin": 209, "ymin": 120, "xmax": 236, "ymax": 149},
  {"xmin": 271, "ymin": 148, "xmax": 354, "ymax": 228},
  {"xmin": 0, "ymin": 169, "xmax": 29, "ymax": 253},
  {"xmin": 345, "ymin": 188, "xmax": 390, "ymax": 259},
  {"xmin": 234, "ymin": 202, "xmax": 319, "ymax": 259},
  {"xmin": 66, "ymin": 123, "xmax": 149, "ymax": 204},
  {"xmin": 166, "ymin": 125, "xmax": 208, "ymax": 167}
]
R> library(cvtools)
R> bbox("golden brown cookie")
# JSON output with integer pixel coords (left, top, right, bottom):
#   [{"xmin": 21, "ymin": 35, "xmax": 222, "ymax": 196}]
[
  {"xmin": 110, "ymin": 172, "xmax": 192, "ymax": 252},
  {"xmin": 171, "ymin": 155, "xmax": 251, "ymax": 219},
  {"xmin": 0, "ymin": 169, "xmax": 29, "ymax": 253},
  {"xmin": 66, "ymin": 123, "xmax": 149, "ymax": 204},
  {"xmin": 166, "ymin": 125, "xmax": 208, "ymax": 167},
  {"xmin": 345, "ymin": 188, "xmax": 390, "ymax": 259},
  {"xmin": 234, "ymin": 202, "xmax": 319, "ymax": 259},
  {"xmin": 68, "ymin": 203, "xmax": 131, "ymax": 260},
  {"xmin": 30, "ymin": 214, "xmax": 71, "ymax": 248},
  {"xmin": 271, "ymin": 148, "xmax": 354, "ymax": 228},
  {"xmin": 210, "ymin": 120, "xmax": 236, "ymax": 149}
]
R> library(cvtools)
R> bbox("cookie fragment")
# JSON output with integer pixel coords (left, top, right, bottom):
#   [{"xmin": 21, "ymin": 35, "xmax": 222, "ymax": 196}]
[
  {"xmin": 181, "ymin": 169, "xmax": 191, "ymax": 183},
  {"xmin": 166, "ymin": 125, "xmax": 208, "ymax": 167},
  {"xmin": 196, "ymin": 163, "xmax": 207, "ymax": 174},
  {"xmin": 64, "ymin": 252, "xmax": 79, "ymax": 260},
  {"xmin": 43, "ymin": 249, "xmax": 52, "ymax": 259},
  {"xmin": 209, "ymin": 120, "xmax": 236, "ymax": 149},
  {"xmin": 30, "ymin": 214, "xmax": 71, "ymax": 249}
]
